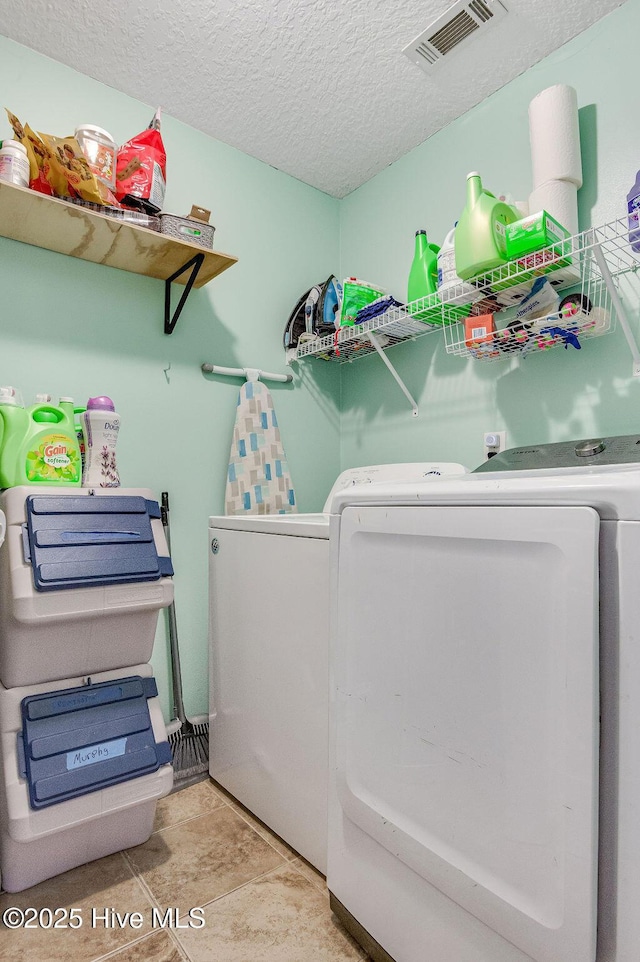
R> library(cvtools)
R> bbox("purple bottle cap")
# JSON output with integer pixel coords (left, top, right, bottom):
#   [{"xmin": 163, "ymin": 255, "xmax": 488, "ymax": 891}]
[{"xmin": 86, "ymin": 396, "xmax": 115, "ymax": 411}]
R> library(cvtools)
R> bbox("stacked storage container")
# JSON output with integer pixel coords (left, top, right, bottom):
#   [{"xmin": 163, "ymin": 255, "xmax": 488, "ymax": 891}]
[{"xmin": 0, "ymin": 486, "xmax": 175, "ymax": 892}]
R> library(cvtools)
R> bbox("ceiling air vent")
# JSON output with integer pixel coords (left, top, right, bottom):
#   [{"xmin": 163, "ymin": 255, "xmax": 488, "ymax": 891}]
[{"xmin": 403, "ymin": 0, "xmax": 508, "ymax": 72}]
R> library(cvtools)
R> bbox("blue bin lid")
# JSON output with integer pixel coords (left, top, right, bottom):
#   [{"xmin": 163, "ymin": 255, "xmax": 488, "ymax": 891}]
[
  {"xmin": 22, "ymin": 495, "xmax": 174, "ymax": 591},
  {"xmin": 17, "ymin": 675, "xmax": 172, "ymax": 810}
]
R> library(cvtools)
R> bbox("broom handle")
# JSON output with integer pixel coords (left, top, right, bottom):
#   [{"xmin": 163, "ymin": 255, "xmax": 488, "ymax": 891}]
[{"xmin": 161, "ymin": 492, "xmax": 188, "ymax": 726}]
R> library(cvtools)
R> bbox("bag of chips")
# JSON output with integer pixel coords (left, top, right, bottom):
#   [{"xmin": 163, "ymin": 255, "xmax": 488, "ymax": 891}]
[
  {"xmin": 115, "ymin": 108, "xmax": 166, "ymax": 213},
  {"xmin": 6, "ymin": 110, "xmax": 109, "ymax": 204}
]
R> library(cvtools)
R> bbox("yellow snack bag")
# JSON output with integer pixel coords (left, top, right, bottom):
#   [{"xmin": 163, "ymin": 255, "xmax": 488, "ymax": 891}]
[
  {"xmin": 40, "ymin": 132, "xmax": 104, "ymax": 203},
  {"xmin": 6, "ymin": 110, "xmax": 105, "ymax": 204}
]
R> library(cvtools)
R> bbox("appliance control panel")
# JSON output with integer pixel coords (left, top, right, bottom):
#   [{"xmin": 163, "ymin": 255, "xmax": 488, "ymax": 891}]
[
  {"xmin": 473, "ymin": 435, "xmax": 640, "ymax": 472},
  {"xmin": 323, "ymin": 462, "xmax": 468, "ymax": 509}
]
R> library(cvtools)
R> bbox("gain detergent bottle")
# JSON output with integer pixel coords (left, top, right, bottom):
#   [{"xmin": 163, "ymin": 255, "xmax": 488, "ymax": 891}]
[
  {"xmin": 0, "ymin": 388, "xmax": 82, "ymax": 487},
  {"xmin": 454, "ymin": 172, "xmax": 519, "ymax": 280}
]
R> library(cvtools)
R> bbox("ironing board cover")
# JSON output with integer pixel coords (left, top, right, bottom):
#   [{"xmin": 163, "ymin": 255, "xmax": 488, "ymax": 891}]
[{"xmin": 225, "ymin": 379, "xmax": 297, "ymax": 515}]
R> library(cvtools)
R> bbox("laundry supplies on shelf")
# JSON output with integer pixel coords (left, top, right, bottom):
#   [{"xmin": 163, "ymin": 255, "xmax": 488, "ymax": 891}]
[
  {"xmin": 339, "ymin": 278, "xmax": 387, "ymax": 327},
  {"xmin": 627, "ymin": 169, "xmax": 640, "ymax": 254},
  {"xmin": 454, "ymin": 171, "xmax": 519, "ymax": 281},
  {"xmin": 408, "ymin": 230, "xmax": 440, "ymax": 318},
  {"xmin": 81, "ymin": 395, "xmax": 121, "ymax": 488},
  {"xmin": 0, "ymin": 388, "xmax": 81, "ymax": 488},
  {"xmin": 437, "ymin": 226, "xmax": 484, "ymax": 307}
]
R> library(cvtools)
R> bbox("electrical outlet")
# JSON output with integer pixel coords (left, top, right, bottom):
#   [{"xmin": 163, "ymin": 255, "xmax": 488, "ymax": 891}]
[{"xmin": 483, "ymin": 431, "xmax": 506, "ymax": 460}]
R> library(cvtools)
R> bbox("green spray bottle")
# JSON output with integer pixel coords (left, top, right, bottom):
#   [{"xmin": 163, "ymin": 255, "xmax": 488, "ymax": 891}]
[
  {"xmin": 408, "ymin": 230, "xmax": 441, "ymax": 320},
  {"xmin": 454, "ymin": 172, "xmax": 519, "ymax": 280},
  {"xmin": 408, "ymin": 230, "xmax": 440, "ymax": 302}
]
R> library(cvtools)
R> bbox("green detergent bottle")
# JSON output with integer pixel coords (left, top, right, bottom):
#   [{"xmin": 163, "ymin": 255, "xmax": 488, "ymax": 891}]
[
  {"xmin": 0, "ymin": 387, "xmax": 82, "ymax": 487},
  {"xmin": 454, "ymin": 172, "xmax": 519, "ymax": 281}
]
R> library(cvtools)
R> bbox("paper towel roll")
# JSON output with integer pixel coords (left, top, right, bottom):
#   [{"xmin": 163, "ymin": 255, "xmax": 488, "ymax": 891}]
[
  {"xmin": 529, "ymin": 84, "xmax": 582, "ymax": 189},
  {"xmin": 529, "ymin": 179, "xmax": 579, "ymax": 237}
]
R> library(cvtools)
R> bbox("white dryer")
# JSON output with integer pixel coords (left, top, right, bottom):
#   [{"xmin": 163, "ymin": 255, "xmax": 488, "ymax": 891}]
[
  {"xmin": 328, "ymin": 435, "xmax": 640, "ymax": 962},
  {"xmin": 208, "ymin": 462, "xmax": 466, "ymax": 874}
]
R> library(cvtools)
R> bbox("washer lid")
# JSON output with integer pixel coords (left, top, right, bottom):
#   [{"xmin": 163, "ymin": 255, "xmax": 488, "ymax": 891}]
[
  {"xmin": 209, "ymin": 512, "xmax": 329, "ymax": 538},
  {"xmin": 330, "ymin": 460, "xmax": 640, "ymax": 521},
  {"xmin": 473, "ymin": 434, "xmax": 640, "ymax": 472}
]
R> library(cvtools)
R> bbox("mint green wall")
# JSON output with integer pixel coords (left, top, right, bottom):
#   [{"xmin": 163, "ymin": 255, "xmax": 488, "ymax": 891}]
[
  {"xmin": 2, "ymin": 0, "xmax": 639, "ymax": 723},
  {"xmin": 337, "ymin": 0, "xmax": 640, "ymax": 472},
  {"xmin": 0, "ymin": 36, "xmax": 341, "ymax": 721}
]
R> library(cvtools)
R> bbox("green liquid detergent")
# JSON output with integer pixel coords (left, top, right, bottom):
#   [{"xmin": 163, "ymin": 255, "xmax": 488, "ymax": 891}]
[
  {"xmin": 0, "ymin": 388, "xmax": 82, "ymax": 488},
  {"xmin": 454, "ymin": 172, "xmax": 519, "ymax": 281},
  {"xmin": 407, "ymin": 230, "xmax": 440, "ymax": 321}
]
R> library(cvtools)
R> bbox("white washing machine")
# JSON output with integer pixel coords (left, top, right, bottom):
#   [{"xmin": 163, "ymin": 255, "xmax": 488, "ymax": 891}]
[
  {"xmin": 327, "ymin": 434, "xmax": 640, "ymax": 962},
  {"xmin": 208, "ymin": 462, "xmax": 467, "ymax": 873}
]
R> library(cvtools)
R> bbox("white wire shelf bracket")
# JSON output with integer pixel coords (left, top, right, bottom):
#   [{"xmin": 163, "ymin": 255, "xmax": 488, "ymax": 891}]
[
  {"xmin": 290, "ymin": 217, "xmax": 640, "ymax": 377},
  {"xmin": 368, "ymin": 331, "xmax": 419, "ymax": 417}
]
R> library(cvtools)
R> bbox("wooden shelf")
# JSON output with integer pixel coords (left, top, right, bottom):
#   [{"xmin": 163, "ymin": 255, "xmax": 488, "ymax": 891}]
[{"xmin": 0, "ymin": 180, "xmax": 237, "ymax": 288}]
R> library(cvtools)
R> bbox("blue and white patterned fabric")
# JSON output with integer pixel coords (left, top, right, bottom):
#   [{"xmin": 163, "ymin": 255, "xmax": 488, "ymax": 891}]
[{"xmin": 225, "ymin": 379, "xmax": 297, "ymax": 515}]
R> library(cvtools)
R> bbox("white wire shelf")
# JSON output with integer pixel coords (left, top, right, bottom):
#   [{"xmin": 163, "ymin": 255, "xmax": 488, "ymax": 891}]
[
  {"xmin": 292, "ymin": 296, "xmax": 444, "ymax": 364},
  {"xmin": 444, "ymin": 249, "xmax": 613, "ymax": 361},
  {"xmin": 290, "ymin": 217, "xmax": 640, "ymax": 367}
]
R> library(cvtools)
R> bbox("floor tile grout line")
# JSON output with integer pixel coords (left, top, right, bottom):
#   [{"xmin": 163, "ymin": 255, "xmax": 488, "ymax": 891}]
[
  {"xmin": 220, "ymin": 800, "xmax": 299, "ymax": 861},
  {"xmin": 116, "ymin": 848, "xmax": 143, "ymax": 883},
  {"xmin": 123, "ymin": 804, "xmax": 286, "ymax": 906},
  {"xmin": 151, "ymin": 799, "xmax": 227, "ymax": 835},
  {"xmin": 152, "ymin": 795, "xmax": 297, "ymax": 863},
  {"xmin": 121, "ymin": 849, "xmax": 161, "ymax": 910},
  {"xmin": 120, "ymin": 849, "xmax": 193, "ymax": 962},
  {"xmin": 193, "ymin": 857, "xmax": 295, "ymax": 911},
  {"xmin": 87, "ymin": 929, "xmax": 169, "ymax": 962},
  {"xmin": 289, "ymin": 858, "xmax": 329, "ymax": 897},
  {"xmin": 192, "ymin": 779, "xmax": 300, "ymax": 862}
]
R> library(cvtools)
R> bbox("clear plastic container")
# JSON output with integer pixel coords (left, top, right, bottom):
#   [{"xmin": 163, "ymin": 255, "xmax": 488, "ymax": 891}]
[
  {"xmin": 74, "ymin": 125, "xmax": 117, "ymax": 191},
  {"xmin": 0, "ymin": 140, "xmax": 30, "ymax": 188}
]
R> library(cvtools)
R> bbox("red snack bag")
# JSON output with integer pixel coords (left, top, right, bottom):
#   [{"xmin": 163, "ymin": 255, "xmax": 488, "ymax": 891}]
[{"xmin": 115, "ymin": 108, "xmax": 166, "ymax": 213}]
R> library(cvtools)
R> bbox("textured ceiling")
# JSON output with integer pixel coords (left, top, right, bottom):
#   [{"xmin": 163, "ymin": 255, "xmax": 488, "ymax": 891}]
[{"xmin": 0, "ymin": 0, "xmax": 625, "ymax": 197}]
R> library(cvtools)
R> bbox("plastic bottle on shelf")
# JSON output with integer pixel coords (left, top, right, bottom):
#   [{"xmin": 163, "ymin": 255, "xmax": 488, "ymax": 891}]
[
  {"xmin": 408, "ymin": 230, "xmax": 440, "ymax": 303},
  {"xmin": 454, "ymin": 172, "xmax": 519, "ymax": 280},
  {"xmin": 74, "ymin": 405, "xmax": 87, "ymax": 473},
  {"xmin": 407, "ymin": 230, "xmax": 442, "ymax": 323},
  {"xmin": 0, "ymin": 387, "xmax": 21, "ymax": 405},
  {"xmin": 74, "ymin": 125, "xmax": 118, "ymax": 192},
  {"xmin": 58, "ymin": 396, "xmax": 74, "ymax": 420},
  {"xmin": 627, "ymin": 170, "xmax": 640, "ymax": 253},
  {"xmin": 0, "ymin": 140, "xmax": 30, "ymax": 188},
  {"xmin": 437, "ymin": 226, "xmax": 483, "ymax": 307},
  {"xmin": 0, "ymin": 389, "xmax": 81, "ymax": 487},
  {"xmin": 81, "ymin": 396, "xmax": 121, "ymax": 488}
]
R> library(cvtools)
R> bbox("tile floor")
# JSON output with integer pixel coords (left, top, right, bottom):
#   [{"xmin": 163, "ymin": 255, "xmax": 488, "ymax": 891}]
[{"xmin": 0, "ymin": 777, "xmax": 370, "ymax": 962}]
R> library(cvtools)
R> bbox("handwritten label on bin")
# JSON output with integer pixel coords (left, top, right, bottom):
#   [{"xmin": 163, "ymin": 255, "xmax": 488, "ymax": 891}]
[{"xmin": 67, "ymin": 738, "xmax": 127, "ymax": 770}]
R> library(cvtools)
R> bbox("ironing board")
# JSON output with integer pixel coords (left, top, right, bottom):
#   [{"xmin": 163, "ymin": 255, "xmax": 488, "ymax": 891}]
[{"xmin": 225, "ymin": 376, "xmax": 297, "ymax": 515}]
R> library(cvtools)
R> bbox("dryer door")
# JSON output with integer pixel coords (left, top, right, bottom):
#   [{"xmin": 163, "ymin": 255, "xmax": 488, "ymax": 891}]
[{"xmin": 333, "ymin": 504, "xmax": 599, "ymax": 962}]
